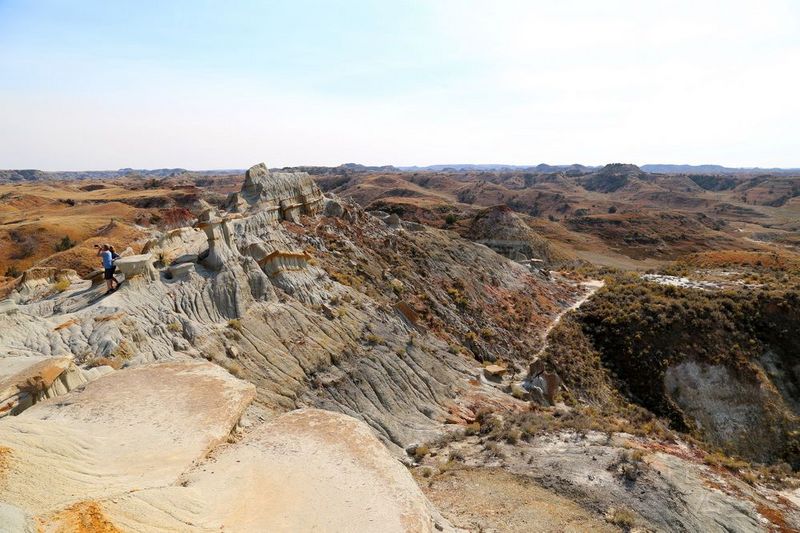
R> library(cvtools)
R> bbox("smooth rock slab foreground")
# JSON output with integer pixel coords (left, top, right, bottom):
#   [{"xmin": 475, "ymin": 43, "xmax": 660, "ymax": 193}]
[
  {"xmin": 101, "ymin": 409, "xmax": 453, "ymax": 532},
  {"xmin": 0, "ymin": 361, "xmax": 255, "ymax": 519},
  {"xmin": 0, "ymin": 364, "xmax": 447, "ymax": 532}
]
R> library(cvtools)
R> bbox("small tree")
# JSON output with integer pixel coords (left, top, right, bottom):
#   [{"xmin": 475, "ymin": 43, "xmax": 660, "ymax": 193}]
[
  {"xmin": 55, "ymin": 235, "xmax": 77, "ymax": 252},
  {"xmin": 445, "ymin": 213, "xmax": 458, "ymax": 225},
  {"xmin": 4, "ymin": 265, "xmax": 21, "ymax": 278},
  {"xmin": 10, "ymin": 235, "xmax": 35, "ymax": 259},
  {"xmin": 608, "ymin": 205, "xmax": 618, "ymax": 214}
]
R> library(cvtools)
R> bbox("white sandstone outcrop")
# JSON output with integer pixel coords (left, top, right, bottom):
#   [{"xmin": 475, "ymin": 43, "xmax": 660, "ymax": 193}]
[
  {"xmin": 0, "ymin": 361, "xmax": 255, "ymax": 522},
  {"xmin": 0, "ymin": 355, "xmax": 111, "ymax": 417},
  {"xmin": 101, "ymin": 409, "xmax": 452, "ymax": 532},
  {"xmin": 197, "ymin": 210, "xmax": 238, "ymax": 271},
  {"xmin": 0, "ymin": 362, "xmax": 452, "ymax": 531},
  {"xmin": 231, "ymin": 162, "xmax": 324, "ymax": 221},
  {"xmin": 141, "ymin": 226, "xmax": 207, "ymax": 264},
  {"xmin": 113, "ymin": 253, "xmax": 158, "ymax": 282}
]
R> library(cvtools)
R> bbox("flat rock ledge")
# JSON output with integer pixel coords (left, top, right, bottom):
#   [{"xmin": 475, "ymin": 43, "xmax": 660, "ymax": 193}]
[
  {"xmin": 0, "ymin": 356, "xmax": 111, "ymax": 418},
  {"xmin": 0, "ymin": 361, "xmax": 255, "ymax": 526},
  {"xmin": 0, "ymin": 362, "xmax": 452, "ymax": 532}
]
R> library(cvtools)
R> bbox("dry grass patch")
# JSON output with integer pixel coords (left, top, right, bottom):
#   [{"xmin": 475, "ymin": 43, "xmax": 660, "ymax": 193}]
[
  {"xmin": 413, "ymin": 444, "xmax": 430, "ymax": 461},
  {"xmin": 222, "ymin": 360, "xmax": 246, "ymax": 379},
  {"xmin": 606, "ymin": 507, "xmax": 638, "ymax": 530},
  {"xmin": 703, "ymin": 452, "xmax": 749, "ymax": 472},
  {"xmin": 54, "ymin": 318, "xmax": 79, "ymax": 331},
  {"xmin": 94, "ymin": 312, "xmax": 126, "ymax": 322},
  {"xmin": 365, "ymin": 333, "xmax": 384, "ymax": 345}
]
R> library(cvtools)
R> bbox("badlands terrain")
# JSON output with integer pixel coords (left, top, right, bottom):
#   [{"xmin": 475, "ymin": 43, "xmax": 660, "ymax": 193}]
[{"xmin": 0, "ymin": 162, "xmax": 799, "ymax": 531}]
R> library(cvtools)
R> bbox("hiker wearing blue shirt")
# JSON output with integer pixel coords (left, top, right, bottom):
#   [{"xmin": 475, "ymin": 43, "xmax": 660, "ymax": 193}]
[{"xmin": 95, "ymin": 244, "xmax": 119, "ymax": 294}]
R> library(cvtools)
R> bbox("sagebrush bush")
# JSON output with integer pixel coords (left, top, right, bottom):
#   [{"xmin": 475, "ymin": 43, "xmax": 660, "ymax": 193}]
[{"xmin": 54, "ymin": 235, "xmax": 76, "ymax": 252}]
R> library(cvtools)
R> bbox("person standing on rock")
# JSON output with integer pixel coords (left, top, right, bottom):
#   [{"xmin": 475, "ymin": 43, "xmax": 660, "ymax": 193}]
[{"xmin": 96, "ymin": 244, "xmax": 118, "ymax": 294}]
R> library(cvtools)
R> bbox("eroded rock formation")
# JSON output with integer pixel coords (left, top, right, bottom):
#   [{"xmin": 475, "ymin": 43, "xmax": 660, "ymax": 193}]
[
  {"xmin": 466, "ymin": 205, "xmax": 570, "ymax": 265},
  {"xmin": 228, "ymin": 162, "xmax": 324, "ymax": 221},
  {"xmin": 0, "ymin": 356, "xmax": 110, "ymax": 417},
  {"xmin": 0, "ymin": 161, "xmax": 591, "ymax": 531},
  {"xmin": 0, "ymin": 162, "xmax": 575, "ymax": 448}
]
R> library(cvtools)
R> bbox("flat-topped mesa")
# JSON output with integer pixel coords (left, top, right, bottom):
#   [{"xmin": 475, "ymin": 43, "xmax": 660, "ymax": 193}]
[{"xmin": 228, "ymin": 162, "xmax": 324, "ymax": 222}]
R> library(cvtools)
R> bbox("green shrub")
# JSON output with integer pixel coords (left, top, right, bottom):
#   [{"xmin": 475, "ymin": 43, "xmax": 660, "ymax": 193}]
[{"xmin": 54, "ymin": 235, "xmax": 77, "ymax": 252}]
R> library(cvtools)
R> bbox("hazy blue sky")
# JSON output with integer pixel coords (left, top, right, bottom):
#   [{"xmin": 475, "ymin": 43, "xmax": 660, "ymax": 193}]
[{"xmin": 1, "ymin": 0, "xmax": 798, "ymax": 169}]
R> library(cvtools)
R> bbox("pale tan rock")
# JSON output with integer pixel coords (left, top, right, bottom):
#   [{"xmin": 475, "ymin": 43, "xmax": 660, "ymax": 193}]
[
  {"xmin": 197, "ymin": 217, "xmax": 237, "ymax": 271},
  {"xmin": 258, "ymin": 250, "xmax": 311, "ymax": 277},
  {"xmin": 103, "ymin": 409, "xmax": 452, "ymax": 532},
  {"xmin": 239, "ymin": 162, "xmax": 324, "ymax": 220},
  {"xmin": 0, "ymin": 299, "xmax": 18, "ymax": 314},
  {"xmin": 114, "ymin": 254, "xmax": 157, "ymax": 281},
  {"xmin": 167, "ymin": 262, "xmax": 195, "ymax": 279},
  {"xmin": 141, "ymin": 227, "xmax": 207, "ymax": 264},
  {"xmin": 0, "ymin": 356, "xmax": 73, "ymax": 417},
  {"xmin": 0, "ymin": 502, "xmax": 35, "ymax": 533},
  {"xmin": 484, "ymin": 364, "xmax": 507, "ymax": 378},
  {"xmin": 0, "ymin": 361, "xmax": 255, "ymax": 517}
]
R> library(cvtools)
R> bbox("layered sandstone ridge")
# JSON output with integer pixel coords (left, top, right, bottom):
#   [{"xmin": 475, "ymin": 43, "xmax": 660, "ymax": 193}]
[{"xmin": 228, "ymin": 162, "xmax": 324, "ymax": 221}]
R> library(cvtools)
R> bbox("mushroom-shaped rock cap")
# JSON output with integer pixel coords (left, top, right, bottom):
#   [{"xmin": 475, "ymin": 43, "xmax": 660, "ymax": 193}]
[{"xmin": 197, "ymin": 207, "xmax": 220, "ymax": 223}]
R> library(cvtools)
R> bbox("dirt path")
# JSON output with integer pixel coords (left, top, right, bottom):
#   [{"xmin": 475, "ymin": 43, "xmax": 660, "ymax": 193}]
[{"xmin": 536, "ymin": 279, "xmax": 604, "ymax": 356}]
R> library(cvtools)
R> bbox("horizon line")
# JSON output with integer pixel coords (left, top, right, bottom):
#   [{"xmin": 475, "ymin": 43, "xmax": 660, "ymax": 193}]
[{"xmin": 4, "ymin": 162, "xmax": 800, "ymax": 174}]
